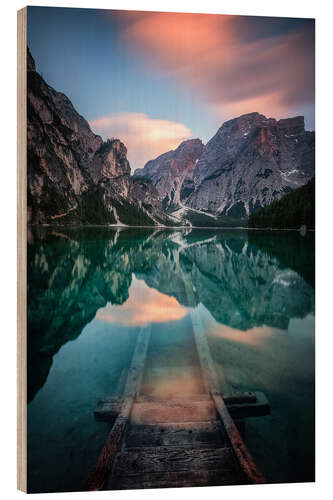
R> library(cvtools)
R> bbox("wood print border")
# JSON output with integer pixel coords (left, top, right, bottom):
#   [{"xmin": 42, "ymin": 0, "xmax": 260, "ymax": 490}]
[{"xmin": 17, "ymin": 6, "xmax": 27, "ymax": 493}]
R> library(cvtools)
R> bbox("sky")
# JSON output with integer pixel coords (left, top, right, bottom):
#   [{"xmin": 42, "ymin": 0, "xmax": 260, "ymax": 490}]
[{"xmin": 27, "ymin": 7, "xmax": 315, "ymax": 172}]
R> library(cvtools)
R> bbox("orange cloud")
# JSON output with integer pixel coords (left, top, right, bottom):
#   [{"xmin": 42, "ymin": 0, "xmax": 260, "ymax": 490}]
[
  {"xmin": 90, "ymin": 112, "xmax": 193, "ymax": 171},
  {"xmin": 96, "ymin": 277, "xmax": 189, "ymax": 326},
  {"xmin": 119, "ymin": 12, "xmax": 314, "ymax": 123}
]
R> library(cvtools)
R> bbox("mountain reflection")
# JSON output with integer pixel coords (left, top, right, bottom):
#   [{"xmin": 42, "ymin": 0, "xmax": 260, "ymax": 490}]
[{"xmin": 27, "ymin": 227, "xmax": 314, "ymax": 402}]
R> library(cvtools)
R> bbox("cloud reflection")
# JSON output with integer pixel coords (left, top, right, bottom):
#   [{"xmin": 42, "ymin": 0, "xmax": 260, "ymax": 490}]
[
  {"xmin": 96, "ymin": 276, "xmax": 189, "ymax": 326},
  {"xmin": 208, "ymin": 322, "xmax": 273, "ymax": 347}
]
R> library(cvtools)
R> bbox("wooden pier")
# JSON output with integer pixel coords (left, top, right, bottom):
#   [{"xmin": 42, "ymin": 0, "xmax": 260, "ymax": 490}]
[{"xmin": 86, "ymin": 311, "xmax": 269, "ymax": 491}]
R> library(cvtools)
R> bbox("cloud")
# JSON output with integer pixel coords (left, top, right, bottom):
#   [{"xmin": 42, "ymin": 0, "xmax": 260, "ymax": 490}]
[
  {"xmin": 90, "ymin": 112, "xmax": 193, "ymax": 171},
  {"xmin": 119, "ymin": 12, "xmax": 314, "ymax": 124}
]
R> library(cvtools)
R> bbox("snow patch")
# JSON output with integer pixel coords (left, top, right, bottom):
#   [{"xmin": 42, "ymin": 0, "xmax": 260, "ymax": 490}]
[
  {"xmin": 109, "ymin": 207, "xmax": 128, "ymax": 227},
  {"xmin": 273, "ymin": 270, "xmax": 297, "ymax": 287}
]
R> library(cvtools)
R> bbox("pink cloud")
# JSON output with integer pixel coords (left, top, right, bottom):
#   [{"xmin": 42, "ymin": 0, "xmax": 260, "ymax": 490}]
[
  {"xmin": 90, "ymin": 111, "xmax": 193, "ymax": 171},
  {"xmin": 119, "ymin": 12, "xmax": 314, "ymax": 123}
]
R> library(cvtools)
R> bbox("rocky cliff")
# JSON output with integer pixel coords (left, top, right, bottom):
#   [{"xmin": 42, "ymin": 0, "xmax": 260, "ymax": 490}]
[
  {"xmin": 27, "ymin": 47, "xmax": 175, "ymax": 226},
  {"xmin": 184, "ymin": 113, "xmax": 314, "ymax": 218}
]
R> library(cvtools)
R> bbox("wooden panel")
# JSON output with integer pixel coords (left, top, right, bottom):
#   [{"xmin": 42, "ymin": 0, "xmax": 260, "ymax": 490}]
[
  {"xmin": 114, "ymin": 447, "xmax": 237, "ymax": 476},
  {"xmin": 17, "ymin": 7, "xmax": 27, "ymax": 494}
]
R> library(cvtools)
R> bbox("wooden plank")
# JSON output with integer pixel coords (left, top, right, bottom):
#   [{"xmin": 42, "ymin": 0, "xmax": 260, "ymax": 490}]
[
  {"xmin": 127, "ymin": 421, "xmax": 223, "ymax": 433},
  {"xmin": 125, "ymin": 422, "xmax": 226, "ymax": 449},
  {"xmin": 94, "ymin": 392, "xmax": 269, "ymax": 421},
  {"xmin": 224, "ymin": 392, "xmax": 257, "ymax": 405},
  {"xmin": 213, "ymin": 394, "xmax": 266, "ymax": 484},
  {"xmin": 227, "ymin": 392, "xmax": 270, "ymax": 419},
  {"xmin": 137, "ymin": 394, "xmax": 211, "ymax": 402},
  {"xmin": 111, "ymin": 467, "xmax": 246, "ymax": 490},
  {"xmin": 113, "ymin": 446, "xmax": 238, "ymax": 476},
  {"xmin": 190, "ymin": 310, "xmax": 266, "ymax": 484},
  {"xmin": 131, "ymin": 400, "xmax": 217, "ymax": 424},
  {"xmin": 126, "ymin": 420, "xmax": 222, "ymax": 431},
  {"xmin": 85, "ymin": 324, "xmax": 151, "ymax": 490},
  {"xmin": 85, "ymin": 397, "xmax": 133, "ymax": 491}
]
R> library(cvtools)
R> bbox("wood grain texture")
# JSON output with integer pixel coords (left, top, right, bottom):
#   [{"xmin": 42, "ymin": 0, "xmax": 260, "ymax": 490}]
[
  {"xmin": 125, "ymin": 422, "xmax": 226, "ymax": 449},
  {"xmin": 114, "ymin": 446, "xmax": 237, "ymax": 475},
  {"xmin": 17, "ymin": 7, "xmax": 27, "ymax": 493},
  {"xmin": 112, "ymin": 467, "xmax": 246, "ymax": 489}
]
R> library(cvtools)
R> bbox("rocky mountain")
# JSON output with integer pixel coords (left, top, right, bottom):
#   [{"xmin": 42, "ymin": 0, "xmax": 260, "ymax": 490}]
[
  {"xmin": 136, "ymin": 113, "xmax": 315, "ymax": 223},
  {"xmin": 134, "ymin": 139, "xmax": 204, "ymax": 210},
  {"xmin": 27, "ymin": 47, "xmax": 176, "ymax": 227},
  {"xmin": 186, "ymin": 113, "xmax": 314, "ymax": 218}
]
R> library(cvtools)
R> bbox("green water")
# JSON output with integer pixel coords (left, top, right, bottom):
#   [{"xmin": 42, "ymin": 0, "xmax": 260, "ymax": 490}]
[{"xmin": 27, "ymin": 227, "xmax": 315, "ymax": 492}]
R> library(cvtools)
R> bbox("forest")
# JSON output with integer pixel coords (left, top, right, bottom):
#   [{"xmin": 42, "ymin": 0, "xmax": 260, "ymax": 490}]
[{"xmin": 248, "ymin": 177, "xmax": 315, "ymax": 229}]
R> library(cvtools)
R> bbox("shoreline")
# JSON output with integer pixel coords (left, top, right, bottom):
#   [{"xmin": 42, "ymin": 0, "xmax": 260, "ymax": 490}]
[{"xmin": 27, "ymin": 224, "xmax": 315, "ymax": 232}]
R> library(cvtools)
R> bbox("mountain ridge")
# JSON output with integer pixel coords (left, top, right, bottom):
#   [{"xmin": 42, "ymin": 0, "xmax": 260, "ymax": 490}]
[{"xmin": 137, "ymin": 112, "xmax": 314, "ymax": 223}]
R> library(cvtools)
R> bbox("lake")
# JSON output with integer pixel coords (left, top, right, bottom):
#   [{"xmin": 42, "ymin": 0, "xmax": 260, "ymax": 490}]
[{"xmin": 27, "ymin": 227, "xmax": 315, "ymax": 492}]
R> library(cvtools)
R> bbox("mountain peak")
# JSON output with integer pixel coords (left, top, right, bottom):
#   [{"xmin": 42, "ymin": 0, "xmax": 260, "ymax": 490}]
[
  {"xmin": 133, "ymin": 138, "xmax": 204, "ymax": 210},
  {"xmin": 176, "ymin": 138, "xmax": 203, "ymax": 149},
  {"xmin": 277, "ymin": 116, "xmax": 305, "ymax": 134},
  {"xmin": 219, "ymin": 113, "xmax": 306, "ymax": 134}
]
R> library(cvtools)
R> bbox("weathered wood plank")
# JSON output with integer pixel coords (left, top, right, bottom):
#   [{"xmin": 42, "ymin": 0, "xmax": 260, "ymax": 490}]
[
  {"xmin": 125, "ymin": 422, "xmax": 226, "ymax": 449},
  {"xmin": 190, "ymin": 310, "xmax": 266, "ymax": 484},
  {"xmin": 227, "ymin": 392, "xmax": 270, "ymax": 419},
  {"xmin": 94, "ymin": 391, "xmax": 269, "ymax": 421},
  {"xmin": 213, "ymin": 394, "xmax": 266, "ymax": 484},
  {"xmin": 131, "ymin": 400, "xmax": 217, "ymax": 424},
  {"xmin": 224, "ymin": 392, "xmax": 257, "ymax": 404},
  {"xmin": 97, "ymin": 392, "xmax": 257, "ymax": 407},
  {"xmin": 113, "ymin": 446, "xmax": 237, "ymax": 476},
  {"xmin": 85, "ymin": 397, "xmax": 133, "ymax": 491},
  {"xmin": 127, "ymin": 421, "xmax": 223, "ymax": 433},
  {"xmin": 111, "ymin": 468, "xmax": 246, "ymax": 490},
  {"xmin": 85, "ymin": 325, "xmax": 151, "ymax": 491},
  {"xmin": 137, "ymin": 394, "xmax": 211, "ymax": 402}
]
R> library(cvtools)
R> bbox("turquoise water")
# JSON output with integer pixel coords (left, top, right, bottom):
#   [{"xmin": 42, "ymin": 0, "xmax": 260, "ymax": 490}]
[{"xmin": 27, "ymin": 227, "xmax": 315, "ymax": 492}]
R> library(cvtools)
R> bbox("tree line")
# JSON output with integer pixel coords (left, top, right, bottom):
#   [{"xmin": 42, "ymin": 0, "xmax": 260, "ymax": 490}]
[{"xmin": 248, "ymin": 177, "xmax": 315, "ymax": 229}]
